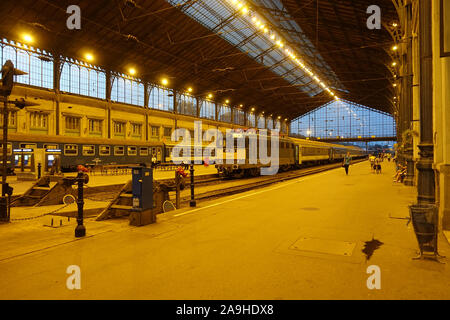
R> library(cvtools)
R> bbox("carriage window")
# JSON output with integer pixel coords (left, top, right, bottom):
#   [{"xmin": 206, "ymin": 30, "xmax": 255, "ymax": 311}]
[
  {"xmin": 82, "ymin": 145, "xmax": 95, "ymax": 156},
  {"xmin": 99, "ymin": 145, "xmax": 110, "ymax": 156},
  {"xmin": 139, "ymin": 147, "xmax": 149, "ymax": 156},
  {"xmin": 114, "ymin": 146, "xmax": 125, "ymax": 156},
  {"xmin": 128, "ymin": 146, "xmax": 137, "ymax": 156},
  {"xmin": 44, "ymin": 144, "xmax": 58, "ymax": 149},
  {"xmin": 64, "ymin": 144, "xmax": 78, "ymax": 156}
]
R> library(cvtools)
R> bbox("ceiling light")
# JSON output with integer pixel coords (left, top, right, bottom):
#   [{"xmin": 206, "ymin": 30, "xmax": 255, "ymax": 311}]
[
  {"xmin": 161, "ymin": 78, "xmax": 169, "ymax": 86},
  {"xmin": 187, "ymin": 87, "xmax": 193, "ymax": 93},
  {"xmin": 85, "ymin": 53, "xmax": 94, "ymax": 62},
  {"xmin": 128, "ymin": 68, "xmax": 136, "ymax": 75},
  {"xmin": 22, "ymin": 33, "xmax": 33, "ymax": 43}
]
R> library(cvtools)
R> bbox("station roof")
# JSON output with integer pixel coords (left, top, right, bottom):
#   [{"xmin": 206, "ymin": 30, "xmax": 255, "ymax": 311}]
[{"xmin": 0, "ymin": 0, "xmax": 397, "ymax": 120}]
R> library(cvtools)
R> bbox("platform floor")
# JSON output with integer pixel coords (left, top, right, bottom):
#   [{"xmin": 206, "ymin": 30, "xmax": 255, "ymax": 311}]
[{"xmin": 1, "ymin": 161, "xmax": 449, "ymax": 299}]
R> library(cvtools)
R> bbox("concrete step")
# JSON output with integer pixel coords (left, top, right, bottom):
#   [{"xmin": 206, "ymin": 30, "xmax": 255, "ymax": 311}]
[
  {"xmin": 32, "ymin": 187, "xmax": 51, "ymax": 191},
  {"xmin": 110, "ymin": 205, "xmax": 133, "ymax": 210},
  {"xmin": 119, "ymin": 193, "xmax": 133, "ymax": 198}
]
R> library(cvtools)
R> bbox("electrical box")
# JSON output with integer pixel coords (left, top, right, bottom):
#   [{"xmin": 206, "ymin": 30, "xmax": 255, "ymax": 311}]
[{"xmin": 131, "ymin": 167, "xmax": 153, "ymax": 211}]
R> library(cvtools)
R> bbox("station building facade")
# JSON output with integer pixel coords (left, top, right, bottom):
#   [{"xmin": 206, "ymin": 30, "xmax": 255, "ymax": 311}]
[{"xmin": 1, "ymin": 37, "xmax": 289, "ymax": 154}]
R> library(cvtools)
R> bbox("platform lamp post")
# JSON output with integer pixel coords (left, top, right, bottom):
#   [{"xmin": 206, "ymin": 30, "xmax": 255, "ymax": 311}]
[
  {"xmin": 189, "ymin": 164, "xmax": 196, "ymax": 207},
  {"xmin": 0, "ymin": 60, "xmax": 33, "ymax": 222}
]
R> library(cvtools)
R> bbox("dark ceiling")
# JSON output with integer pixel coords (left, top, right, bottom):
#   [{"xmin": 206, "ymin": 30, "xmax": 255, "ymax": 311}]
[{"xmin": 0, "ymin": 0, "xmax": 398, "ymax": 119}]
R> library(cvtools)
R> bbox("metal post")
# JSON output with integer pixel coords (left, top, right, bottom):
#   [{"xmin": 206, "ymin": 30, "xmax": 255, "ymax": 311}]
[
  {"xmin": 37, "ymin": 163, "xmax": 41, "ymax": 179},
  {"xmin": 175, "ymin": 170, "xmax": 180, "ymax": 209},
  {"xmin": 2, "ymin": 96, "xmax": 8, "ymax": 196},
  {"xmin": 189, "ymin": 164, "xmax": 196, "ymax": 207},
  {"xmin": 0, "ymin": 96, "xmax": 8, "ymax": 221},
  {"xmin": 75, "ymin": 172, "xmax": 86, "ymax": 237}
]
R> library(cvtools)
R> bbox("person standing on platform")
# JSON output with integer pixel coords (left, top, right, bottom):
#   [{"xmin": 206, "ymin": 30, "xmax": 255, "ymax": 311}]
[{"xmin": 343, "ymin": 152, "xmax": 352, "ymax": 175}]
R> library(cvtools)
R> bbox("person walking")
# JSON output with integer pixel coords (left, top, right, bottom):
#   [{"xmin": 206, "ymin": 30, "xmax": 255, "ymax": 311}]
[{"xmin": 343, "ymin": 152, "xmax": 352, "ymax": 175}]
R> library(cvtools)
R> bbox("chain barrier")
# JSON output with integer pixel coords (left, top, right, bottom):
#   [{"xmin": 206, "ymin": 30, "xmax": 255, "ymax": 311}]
[{"xmin": 10, "ymin": 203, "xmax": 71, "ymax": 221}]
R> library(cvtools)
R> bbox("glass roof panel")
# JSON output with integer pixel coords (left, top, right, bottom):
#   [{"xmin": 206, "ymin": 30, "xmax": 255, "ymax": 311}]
[{"xmin": 168, "ymin": 0, "xmax": 344, "ymax": 97}]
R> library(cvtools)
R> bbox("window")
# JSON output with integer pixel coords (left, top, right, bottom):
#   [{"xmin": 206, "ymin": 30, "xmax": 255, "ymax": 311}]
[
  {"xmin": 30, "ymin": 112, "xmax": 48, "ymax": 130},
  {"xmin": 60, "ymin": 60, "xmax": 106, "ymax": 99},
  {"xmin": 131, "ymin": 123, "xmax": 142, "ymax": 136},
  {"xmin": 234, "ymin": 109, "xmax": 245, "ymax": 125},
  {"xmin": 99, "ymin": 145, "xmax": 110, "ymax": 156},
  {"xmin": 127, "ymin": 146, "xmax": 137, "ymax": 156},
  {"xmin": 257, "ymin": 115, "xmax": 265, "ymax": 129},
  {"xmin": 114, "ymin": 146, "xmax": 125, "ymax": 156},
  {"xmin": 0, "ymin": 143, "xmax": 12, "ymax": 156},
  {"xmin": 88, "ymin": 119, "xmax": 102, "ymax": 135},
  {"xmin": 218, "ymin": 104, "xmax": 231, "ymax": 122},
  {"xmin": 163, "ymin": 127, "xmax": 172, "ymax": 137},
  {"xmin": 247, "ymin": 113, "xmax": 256, "ymax": 127},
  {"xmin": 64, "ymin": 144, "xmax": 78, "ymax": 156},
  {"xmin": 44, "ymin": 144, "xmax": 58, "ymax": 150},
  {"xmin": 199, "ymin": 100, "xmax": 215, "ymax": 119},
  {"xmin": 82, "ymin": 145, "xmax": 95, "ymax": 156},
  {"xmin": 139, "ymin": 147, "xmax": 149, "ymax": 156},
  {"xmin": 113, "ymin": 121, "xmax": 126, "ymax": 136},
  {"xmin": 111, "ymin": 74, "xmax": 145, "ymax": 106},
  {"xmin": 1, "ymin": 39, "xmax": 53, "ymax": 89},
  {"xmin": 151, "ymin": 126, "xmax": 159, "ymax": 138},
  {"xmin": 177, "ymin": 93, "xmax": 197, "ymax": 116},
  {"xmin": 65, "ymin": 116, "xmax": 81, "ymax": 131},
  {"xmin": 148, "ymin": 85, "xmax": 173, "ymax": 111},
  {"xmin": 0, "ymin": 111, "xmax": 17, "ymax": 128}
]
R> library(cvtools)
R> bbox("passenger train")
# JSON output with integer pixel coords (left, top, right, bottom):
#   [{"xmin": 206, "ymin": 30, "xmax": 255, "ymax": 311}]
[{"xmin": 1, "ymin": 130, "xmax": 366, "ymax": 176}]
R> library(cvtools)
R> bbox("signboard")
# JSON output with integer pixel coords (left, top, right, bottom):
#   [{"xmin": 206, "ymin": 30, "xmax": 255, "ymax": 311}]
[
  {"xmin": 45, "ymin": 149, "xmax": 61, "ymax": 153},
  {"xmin": 442, "ymin": 0, "xmax": 450, "ymax": 57},
  {"xmin": 13, "ymin": 148, "xmax": 33, "ymax": 152}
]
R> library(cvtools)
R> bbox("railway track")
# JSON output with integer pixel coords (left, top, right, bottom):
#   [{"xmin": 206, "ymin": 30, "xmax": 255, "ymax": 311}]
[{"xmin": 176, "ymin": 159, "xmax": 367, "ymax": 205}]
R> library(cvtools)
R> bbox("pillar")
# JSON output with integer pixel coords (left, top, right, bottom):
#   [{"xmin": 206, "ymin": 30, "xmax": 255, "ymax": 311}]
[
  {"xmin": 433, "ymin": 0, "xmax": 450, "ymax": 229},
  {"xmin": 404, "ymin": 2, "xmax": 415, "ymax": 186},
  {"xmin": 416, "ymin": 0, "xmax": 435, "ymax": 204}
]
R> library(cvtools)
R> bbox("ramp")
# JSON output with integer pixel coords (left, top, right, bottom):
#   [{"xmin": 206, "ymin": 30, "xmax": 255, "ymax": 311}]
[
  {"xmin": 96, "ymin": 180, "xmax": 172, "ymax": 221},
  {"xmin": 10, "ymin": 176, "xmax": 74, "ymax": 207},
  {"xmin": 96, "ymin": 181, "xmax": 133, "ymax": 221}
]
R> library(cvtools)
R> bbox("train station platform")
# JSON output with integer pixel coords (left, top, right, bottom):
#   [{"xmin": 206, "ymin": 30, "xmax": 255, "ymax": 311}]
[
  {"xmin": 0, "ymin": 160, "xmax": 449, "ymax": 299},
  {"xmin": 5, "ymin": 164, "xmax": 217, "ymax": 196}
]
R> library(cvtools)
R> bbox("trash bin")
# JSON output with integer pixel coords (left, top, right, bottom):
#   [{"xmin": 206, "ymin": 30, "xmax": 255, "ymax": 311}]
[{"xmin": 409, "ymin": 203, "xmax": 438, "ymax": 255}]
